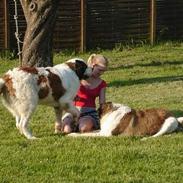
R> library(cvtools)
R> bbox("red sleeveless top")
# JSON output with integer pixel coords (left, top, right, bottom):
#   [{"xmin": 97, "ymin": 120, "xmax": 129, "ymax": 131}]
[{"xmin": 74, "ymin": 80, "xmax": 107, "ymax": 108}]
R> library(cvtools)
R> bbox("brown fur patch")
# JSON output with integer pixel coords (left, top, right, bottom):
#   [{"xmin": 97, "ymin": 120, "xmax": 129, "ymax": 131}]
[
  {"xmin": 37, "ymin": 75, "xmax": 47, "ymax": 85},
  {"xmin": 38, "ymin": 86, "xmax": 49, "ymax": 99},
  {"xmin": 38, "ymin": 75, "xmax": 49, "ymax": 99},
  {"xmin": 111, "ymin": 111, "xmax": 134, "ymax": 136},
  {"xmin": 98, "ymin": 102, "xmax": 113, "ymax": 118},
  {"xmin": 47, "ymin": 69, "xmax": 66, "ymax": 101},
  {"xmin": 112, "ymin": 108, "xmax": 172, "ymax": 136},
  {"xmin": 2, "ymin": 74, "xmax": 16, "ymax": 96},
  {"xmin": 66, "ymin": 62, "xmax": 76, "ymax": 71},
  {"xmin": 61, "ymin": 103, "xmax": 70, "ymax": 110},
  {"xmin": 20, "ymin": 67, "xmax": 38, "ymax": 74}
]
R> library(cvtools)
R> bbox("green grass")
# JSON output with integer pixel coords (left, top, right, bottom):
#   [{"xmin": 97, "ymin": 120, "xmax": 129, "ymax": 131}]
[{"xmin": 1, "ymin": 42, "xmax": 183, "ymax": 183}]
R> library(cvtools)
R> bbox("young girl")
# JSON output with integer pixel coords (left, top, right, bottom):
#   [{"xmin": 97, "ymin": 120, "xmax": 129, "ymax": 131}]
[{"xmin": 61, "ymin": 54, "xmax": 108, "ymax": 133}]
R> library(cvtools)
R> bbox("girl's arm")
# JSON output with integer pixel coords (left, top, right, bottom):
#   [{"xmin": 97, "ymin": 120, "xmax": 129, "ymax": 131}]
[{"xmin": 99, "ymin": 88, "xmax": 106, "ymax": 105}]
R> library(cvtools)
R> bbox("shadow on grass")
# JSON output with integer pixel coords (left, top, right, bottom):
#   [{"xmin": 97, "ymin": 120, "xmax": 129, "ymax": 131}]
[
  {"xmin": 171, "ymin": 110, "xmax": 183, "ymax": 117},
  {"xmin": 109, "ymin": 75, "xmax": 183, "ymax": 87},
  {"xmin": 110, "ymin": 60, "xmax": 183, "ymax": 71}
]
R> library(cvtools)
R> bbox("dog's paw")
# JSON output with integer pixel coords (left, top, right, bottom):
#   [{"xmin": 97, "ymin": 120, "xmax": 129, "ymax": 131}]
[
  {"xmin": 141, "ymin": 137, "xmax": 150, "ymax": 141},
  {"xmin": 67, "ymin": 132, "xmax": 81, "ymax": 137},
  {"xmin": 28, "ymin": 136, "xmax": 38, "ymax": 140},
  {"xmin": 54, "ymin": 125, "xmax": 63, "ymax": 134},
  {"xmin": 54, "ymin": 129, "xmax": 62, "ymax": 134}
]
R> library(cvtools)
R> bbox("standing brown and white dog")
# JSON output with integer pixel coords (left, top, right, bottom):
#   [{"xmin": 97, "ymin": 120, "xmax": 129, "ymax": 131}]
[
  {"xmin": 68, "ymin": 102, "xmax": 183, "ymax": 138},
  {"xmin": 0, "ymin": 58, "xmax": 92, "ymax": 139}
]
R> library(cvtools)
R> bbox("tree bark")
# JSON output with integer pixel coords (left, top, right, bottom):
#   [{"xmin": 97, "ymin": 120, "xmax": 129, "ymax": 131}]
[{"xmin": 20, "ymin": 0, "xmax": 59, "ymax": 67}]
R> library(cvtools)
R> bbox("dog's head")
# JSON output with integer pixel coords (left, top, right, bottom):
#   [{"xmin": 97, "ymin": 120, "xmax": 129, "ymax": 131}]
[
  {"xmin": 66, "ymin": 58, "xmax": 92, "ymax": 80},
  {"xmin": 98, "ymin": 102, "xmax": 128, "ymax": 118},
  {"xmin": 98, "ymin": 102, "xmax": 114, "ymax": 118}
]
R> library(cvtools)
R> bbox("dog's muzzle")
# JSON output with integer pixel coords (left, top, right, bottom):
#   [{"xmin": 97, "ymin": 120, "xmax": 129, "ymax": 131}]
[{"xmin": 83, "ymin": 67, "xmax": 93, "ymax": 79}]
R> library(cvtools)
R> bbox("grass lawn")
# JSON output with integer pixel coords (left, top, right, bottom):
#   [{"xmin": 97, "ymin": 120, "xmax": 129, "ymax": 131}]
[{"xmin": 0, "ymin": 42, "xmax": 183, "ymax": 183}]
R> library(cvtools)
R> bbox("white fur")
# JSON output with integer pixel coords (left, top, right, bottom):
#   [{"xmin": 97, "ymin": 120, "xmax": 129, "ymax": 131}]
[
  {"xmin": 68, "ymin": 104, "xmax": 131, "ymax": 137},
  {"xmin": 177, "ymin": 117, "xmax": 183, "ymax": 124},
  {"xmin": 0, "ymin": 78, "xmax": 5, "ymax": 88},
  {"xmin": 151, "ymin": 117, "xmax": 178, "ymax": 137},
  {"xmin": 142, "ymin": 117, "xmax": 179, "ymax": 140},
  {"xmin": 0, "ymin": 59, "xmax": 91, "ymax": 139},
  {"xmin": 68, "ymin": 103, "xmax": 182, "ymax": 139},
  {"xmin": 100, "ymin": 105, "xmax": 131, "ymax": 136},
  {"xmin": 68, "ymin": 130, "xmax": 100, "ymax": 137},
  {"xmin": 54, "ymin": 64, "xmax": 80, "ymax": 103}
]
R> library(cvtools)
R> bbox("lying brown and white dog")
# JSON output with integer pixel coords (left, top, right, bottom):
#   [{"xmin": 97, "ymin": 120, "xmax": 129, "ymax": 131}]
[
  {"xmin": 0, "ymin": 58, "xmax": 92, "ymax": 139},
  {"xmin": 68, "ymin": 102, "xmax": 183, "ymax": 139}
]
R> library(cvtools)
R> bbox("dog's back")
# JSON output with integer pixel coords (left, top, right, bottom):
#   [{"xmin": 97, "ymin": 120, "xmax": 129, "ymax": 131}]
[
  {"xmin": 1, "ymin": 68, "xmax": 41, "ymax": 119},
  {"xmin": 0, "ymin": 58, "xmax": 92, "ymax": 139},
  {"xmin": 118, "ymin": 108, "xmax": 173, "ymax": 136},
  {"xmin": 0, "ymin": 65, "xmax": 71, "ymax": 108},
  {"xmin": 0, "ymin": 66, "xmax": 69, "ymax": 139}
]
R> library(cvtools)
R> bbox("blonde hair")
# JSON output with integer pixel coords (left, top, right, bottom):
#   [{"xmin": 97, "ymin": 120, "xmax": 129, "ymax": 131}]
[{"xmin": 87, "ymin": 54, "xmax": 108, "ymax": 68}]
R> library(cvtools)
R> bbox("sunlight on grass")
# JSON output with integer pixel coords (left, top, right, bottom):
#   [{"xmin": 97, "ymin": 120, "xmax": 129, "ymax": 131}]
[{"xmin": 0, "ymin": 42, "xmax": 183, "ymax": 183}]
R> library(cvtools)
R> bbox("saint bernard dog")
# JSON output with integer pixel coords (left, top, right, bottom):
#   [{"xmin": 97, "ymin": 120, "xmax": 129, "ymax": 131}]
[
  {"xmin": 68, "ymin": 102, "xmax": 183, "ymax": 139},
  {"xmin": 0, "ymin": 58, "xmax": 92, "ymax": 139}
]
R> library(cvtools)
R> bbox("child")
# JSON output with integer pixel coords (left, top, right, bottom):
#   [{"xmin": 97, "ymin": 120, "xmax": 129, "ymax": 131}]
[{"xmin": 62, "ymin": 54, "xmax": 108, "ymax": 133}]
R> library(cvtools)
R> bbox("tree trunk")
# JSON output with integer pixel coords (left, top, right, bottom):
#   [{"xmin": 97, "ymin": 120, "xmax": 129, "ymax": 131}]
[{"xmin": 20, "ymin": 0, "xmax": 59, "ymax": 67}]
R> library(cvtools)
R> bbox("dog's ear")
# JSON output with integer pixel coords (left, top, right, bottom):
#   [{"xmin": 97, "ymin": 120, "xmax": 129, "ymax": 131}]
[
  {"xmin": 98, "ymin": 102, "xmax": 113, "ymax": 117},
  {"xmin": 75, "ymin": 59, "xmax": 88, "ymax": 80},
  {"xmin": 98, "ymin": 103, "xmax": 106, "ymax": 118}
]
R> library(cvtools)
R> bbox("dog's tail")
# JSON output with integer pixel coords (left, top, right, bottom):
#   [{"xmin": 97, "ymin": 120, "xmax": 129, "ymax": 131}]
[
  {"xmin": 0, "ymin": 78, "xmax": 5, "ymax": 94},
  {"xmin": 176, "ymin": 117, "xmax": 183, "ymax": 131},
  {"xmin": 177, "ymin": 117, "xmax": 183, "ymax": 125}
]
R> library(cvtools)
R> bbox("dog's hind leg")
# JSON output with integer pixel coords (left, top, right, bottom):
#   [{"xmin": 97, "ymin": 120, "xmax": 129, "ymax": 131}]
[
  {"xmin": 142, "ymin": 117, "xmax": 178, "ymax": 140},
  {"xmin": 152, "ymin": 117, "xmax": 178, "ymax": 137},
  {"xmin": 19, "ymin": 116, "xmax": 37, "ymax": 140},
  {"xmin": 173, "ymin": 117, "xmax": 183, "ymax": 132},
  {"xmin": 2, "ymin": 100, "xmax": 21, "ymax": 131},
  {"xmin": 177, "ymin": 117, "xmax": 183, "ymax": 126},
  {"xmin": 18, "ymin": 104, "xmax": 37, "ymax": 139},
  {"xmin": 15, "ymin": 116, "xmax": 21, "ymax": 130},
  {"xmin": 5, "ymin": 105, "xmax": 21, "ymax": 130}
]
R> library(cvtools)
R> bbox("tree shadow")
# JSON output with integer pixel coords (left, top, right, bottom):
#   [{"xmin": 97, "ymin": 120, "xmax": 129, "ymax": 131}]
[
  {"xmin": 109, "ymin": 75, "xmax": 183, "ymax": 87},
  {"xmin": 110, "ymin": 60, "xmax": 183, "ymax": 71}
]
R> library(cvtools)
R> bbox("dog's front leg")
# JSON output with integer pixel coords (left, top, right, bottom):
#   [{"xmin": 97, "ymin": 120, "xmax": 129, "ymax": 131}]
[
  {"xmin": 64, "ymin": 102, "xmax": 80, "ymax": 124},
  {"xmin": 54, "ymin": 106, "xmax": 63, "ymax": 134}
]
